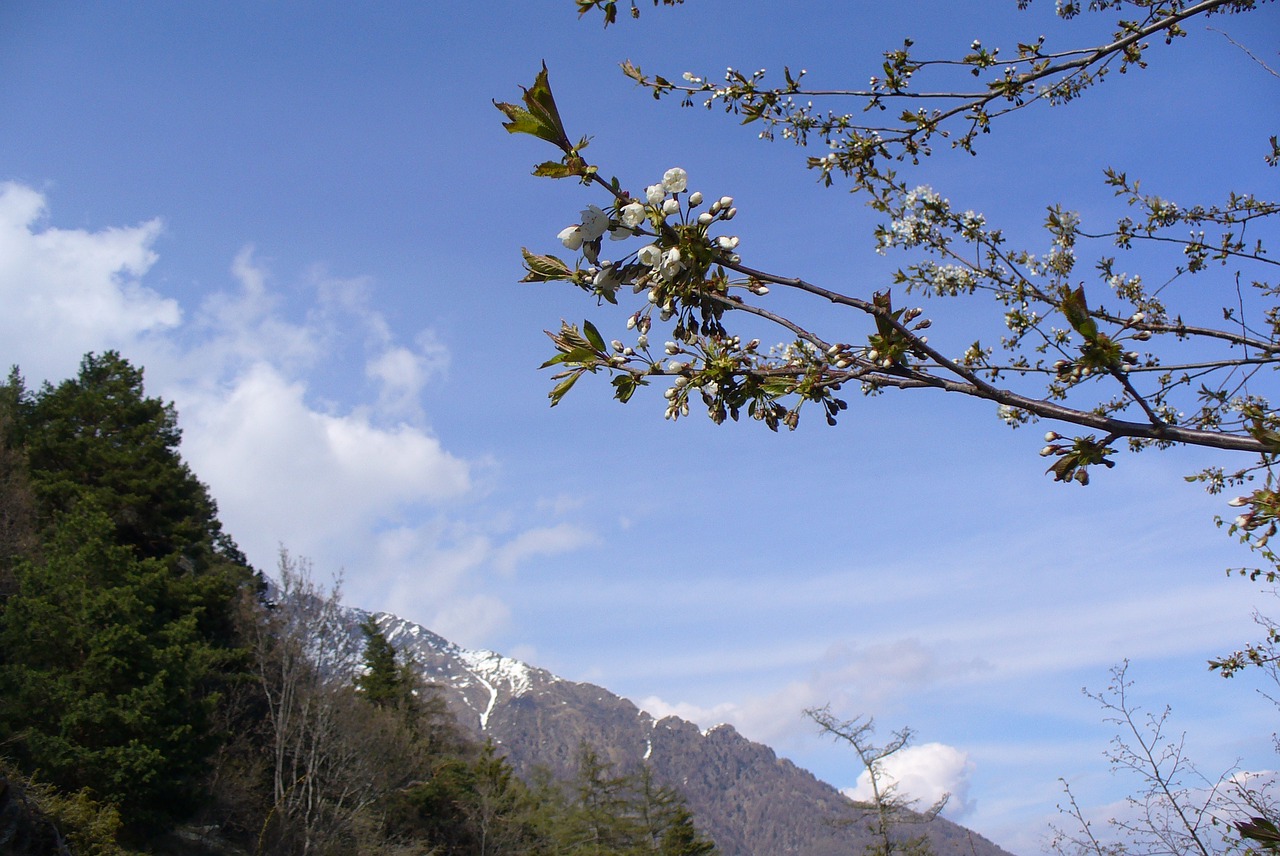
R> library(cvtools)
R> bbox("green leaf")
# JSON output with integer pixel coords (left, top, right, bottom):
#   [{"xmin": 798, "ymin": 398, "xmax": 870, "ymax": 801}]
[
  {"xmin": 520, "ymin": 248, "xmax": 572, "ymax": 282},
  {"xmin": 1060, "ymin": 285, "xmax": 1099, "ymax": 340},
  {"xmin": 532, "ymin": 160, "xmax": 579, "ymax": 179},
  {"xmin": 611, "ymin": 374, "xmax": 645, "ymax": 403},
  {"xmin": 495, "ymin": 63, "xmax": 571, "ymax": 149},
  {"xmin": 548, "ymin": 371, "xmax": 581, "ymax": 406},
  {"xmin": 582, "ymin": 319, "xmax": 606, "ymax": 352}
]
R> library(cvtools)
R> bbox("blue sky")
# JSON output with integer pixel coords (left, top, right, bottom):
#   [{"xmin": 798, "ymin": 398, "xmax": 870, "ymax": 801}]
[{"xmin": 2, "ymin": 1, "xmax": 1278, "ymax": 851}]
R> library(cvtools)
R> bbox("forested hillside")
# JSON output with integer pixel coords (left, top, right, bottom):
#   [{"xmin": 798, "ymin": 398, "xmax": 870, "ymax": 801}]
[{"xmin": 0, "ymin": 352, "xmax": 717, "ymax": 855}]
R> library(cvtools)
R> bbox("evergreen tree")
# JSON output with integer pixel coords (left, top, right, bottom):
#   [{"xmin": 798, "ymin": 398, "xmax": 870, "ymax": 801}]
[
  {"xmin": 0, "ymin": 353, "xmax": 253, "ymax": 839},
  {"xmin": 20, "ymin": 351, "xmax": 243, "ymax": 570},
  {"xmin": 355, "ymin": 615, "xmax": 406, "ymax": 709},
  {"xmin": 0, "ymin": 503, "xmax": 227, "ymax": 834},
  {"xmin": 0, "ymin": 370, "xmax": 37, "ymax": 596}
]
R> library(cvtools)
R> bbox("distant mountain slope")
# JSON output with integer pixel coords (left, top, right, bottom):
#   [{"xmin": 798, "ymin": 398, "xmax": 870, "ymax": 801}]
[{"xmin": 363, "ymin": 610, "xmax": 1018, "ymax": 856}]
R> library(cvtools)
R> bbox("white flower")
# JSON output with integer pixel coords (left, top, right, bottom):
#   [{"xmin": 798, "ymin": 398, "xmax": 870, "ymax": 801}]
[
  {"xmin": 593, "ymin": 265, "xmax": 622, "ymax": 293},
  {"xmin": 620, "ymin": 202, "xmax": 646, "ymax": 228},
  {"xmin": 579, "ymin": 205, "xmax": 609, "ymax": 240},
  {"xmin": 716, "ymin": 235, "xmax": 740, "ymax": 250},
  {"xmin": 646, "ymin": 184, "xmax": 665, "ymax": 205},
  {"xmin": 662, "ymin": 167, "xmax": 688, "ymax": 194},
  {"xmin": 662, "ymin": 198, "xmax": 680, "ymax": 216},
  {"xmin": 660, "ymin": 248, "xmax": 683, "ymax": 279},
  {"xmin": 558, "ymin": 226, "xmax": 585, "ymax": 250},
  {"xmin": 637, "ymin": 244, "xmax": 662, "ymax": 267}
]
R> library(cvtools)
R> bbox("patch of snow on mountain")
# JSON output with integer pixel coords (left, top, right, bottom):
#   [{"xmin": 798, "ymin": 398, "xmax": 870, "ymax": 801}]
[{"xmin": 458, "ymin": 648, "xmax": 534, "ymax": 698}]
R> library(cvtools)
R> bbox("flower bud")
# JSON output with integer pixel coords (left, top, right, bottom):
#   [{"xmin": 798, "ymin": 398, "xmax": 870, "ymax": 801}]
[
  {"xmin": 636, "ymin": 334, "xmax": 648, "ymax": 349},
  {"xmin": 665, "ymin": 342, "xmax": 679, "ymax": 355},
  {"xmin": 1228, "ymin": 496, "xmax": 1250, "ymax": 507},
  {"xmin": 718, "ymin": 196, "xmax": 734, "ymax": 209},
  {"xmin": 1040, "ymin": 445, "xmax": 1056, "ymax": 457},
  {"xmin": 724, "ymin": 207, "xmax": 738, "ymax": 220},
  {"xmin": 688, "ymin": 191, "xmax": 704, "ymax": 207},
  {"xmin": 662, "ymin": 198, "xmax": 680, "ymax": 216},
  {"xmin": 1044, "ymin": 431, "xmax": 1059, "ymax": 442},
  {"xmin": 698, "ymin": 212, "xmax": 714, "ymax": 225}
]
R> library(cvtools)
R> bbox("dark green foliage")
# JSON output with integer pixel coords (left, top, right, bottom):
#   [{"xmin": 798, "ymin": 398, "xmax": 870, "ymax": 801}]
[
  {"xmin": 355, "ymin": 616, "xmax": 409, "ymax": 709},
  {"xmin": 0, "ymin": 376, "xmax": 38, "ymax": 596},
  {"xmin": 0, "ymin": 504, "xmax": 227, "ymax": 833},
  {"xmin": 0, "ymin": 353, "xmax": 253, "ymax": 842},
  {"xmin": 18, "ymin": 353, "xmax": 239, "ymax": 566}
]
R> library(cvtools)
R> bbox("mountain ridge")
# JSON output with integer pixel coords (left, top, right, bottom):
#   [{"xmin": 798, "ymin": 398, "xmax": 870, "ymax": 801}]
[{"xmin": 353, "ymin": 607, "xmax": 1019, "ymax": 856}]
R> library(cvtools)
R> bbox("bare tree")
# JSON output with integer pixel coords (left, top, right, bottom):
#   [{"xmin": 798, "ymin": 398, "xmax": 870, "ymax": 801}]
[
  {"xmin": 249, "ymin": 550, "xmax": 428, "ymax": 855},
  {"xmin": 807, "ymin": 706, "xmax": 946, "ymax": 856}
]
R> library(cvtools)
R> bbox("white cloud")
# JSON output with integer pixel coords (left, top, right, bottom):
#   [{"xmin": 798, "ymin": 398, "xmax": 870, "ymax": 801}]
[
  {"xmin": 0, "ymin": 182, "xmax": 601, "ymax": 639},
  {"xmin": 637, "ymin": 637, "xmax": 983, "ymax": 748},
  {"xmin": 174, "ymin": 362, "xmax": 472, "ymax": 570},
  {"xmin": 842, "ymin": 742, "xmax": 976, "ymax": 819},
  {"xmin": 492, "ymin": 523, "xmax": 599, "ymax": 574},
  {"xmin": 0, "ymin": 181, "xmax": 178, "ymax": 382}
]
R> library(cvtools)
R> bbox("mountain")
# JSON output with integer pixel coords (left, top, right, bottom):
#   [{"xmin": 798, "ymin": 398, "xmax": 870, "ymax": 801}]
[{"xmin": 360, "ymin": 609, "xmax": 1018, "ymax": 856}]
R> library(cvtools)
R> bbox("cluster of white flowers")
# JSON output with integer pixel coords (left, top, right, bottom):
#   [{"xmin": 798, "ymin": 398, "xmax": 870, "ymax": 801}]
[
  {"xmin": 996, "ymin": 404, "xmax": 1031, "ymax": 426},
  {"xmin": 924, "ymin": 262, "xmax": 976, "ymax": 296},
  {"xmin": 958, "ymin": 209, "xmax": 986, "ymax": 236},
  {"xmin": 554, "ymin": 167, "xmax": 743, "ymax": 312},
  {"xmin": 1043, "ymin": 245, "xmax": 1076, "ymax": 275},
  {"xmin": 877, "ymin": 185, "xmax": 948, "ymax": 254},
  {"xmin": 1003, "ymin": 304, "xmax": 1041, "ymax": 335}
]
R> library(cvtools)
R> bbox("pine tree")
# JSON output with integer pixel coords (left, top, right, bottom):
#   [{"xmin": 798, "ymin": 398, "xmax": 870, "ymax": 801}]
[
  {"xmin": 0, "ymin": 503, "xmax": 226, "ymax": 833},
  {"xmin": 0, "ymin": 352, "xmax": 253, "ymax": 839},
  {"xmin": 355, "ymin": 615, "xmax": 406, "ymax": 709}
]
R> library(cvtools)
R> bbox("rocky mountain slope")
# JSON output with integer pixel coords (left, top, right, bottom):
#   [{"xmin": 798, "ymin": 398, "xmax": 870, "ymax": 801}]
[{"xmin": 358, "ymin": 609, "xmax": 1018, "ymax": 856}]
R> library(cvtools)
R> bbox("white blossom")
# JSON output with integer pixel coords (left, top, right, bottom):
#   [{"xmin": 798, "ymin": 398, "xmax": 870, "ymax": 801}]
[
  {"xmin": 558, "ymin": 225, "xmax": 585, "ymax": 250},
  {"xmin": 620, "ymin": 202, "xmax": 646, "ymax": 228},
  {"xmin": 637, "ymin": 244, "xmax": 662, "ymax": 267},
  {"xmin": 662, "ymin": 167, "xmax": 688, "ymax": 194},
  {"xmin": 660, "ymin": 248, "xmax": 683, "ymax": 279},
  {"xmin": 646, "ymin": 184, "xmax": 665, "ymax": 205},
  {"xmin": 579, "ymin": 205, "xmax": 609, "ymax": 240}
]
